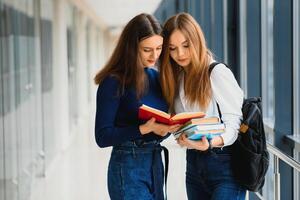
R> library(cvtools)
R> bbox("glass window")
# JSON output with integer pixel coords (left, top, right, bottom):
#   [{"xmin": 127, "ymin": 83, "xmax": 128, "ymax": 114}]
[
  {"xmin": 1, "ymin": 0, "xmax": 43, "ymax": 199},
  {"xmin": 273, "ymin": 0, "xmax": 294, "ymax": 199},
  {"xmin": 16, "ymin": 0, "xmax": 42, "ymax": 198},
  {"xmin": 41, "ymin": 0, "xmax": 53, "ymax": 93},
  {"xmin": 246, "ymin": 0, "xmax": 261, "ymax": 97},
  {"xmin": 211, "ymin": 0, "xmax": 224, "ymax": 61},
  {"xmin": 2, "ymin": 1, "xmax": 20, "ymax": 199}
]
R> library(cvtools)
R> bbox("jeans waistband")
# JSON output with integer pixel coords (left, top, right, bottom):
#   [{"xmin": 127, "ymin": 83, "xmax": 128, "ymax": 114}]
[
  {"xmin": 115, "ymin": 139, "xmax": 161, "ymax": 149},
  {"xmin": 187, "ymin": 145, "xmax": 232, "ymax": 155}
]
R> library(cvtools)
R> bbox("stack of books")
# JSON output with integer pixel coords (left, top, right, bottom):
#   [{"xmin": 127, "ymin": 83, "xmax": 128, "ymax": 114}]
[{"xmin": 173, "ymin": 117, "xmax": 225, "ymax": 140}]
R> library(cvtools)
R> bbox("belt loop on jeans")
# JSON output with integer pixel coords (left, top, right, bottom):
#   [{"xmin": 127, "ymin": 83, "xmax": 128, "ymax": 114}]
[
  {"xmin": 161, "ymin": 146, "xmax": 169, "ymax": 200},
  {"xmin": 133, "ymin": 140, "xmax": 144, "ymax": 146},
  {"xmin": 132, "ymin": 147, "xmax": 136, "ymax": 158}
]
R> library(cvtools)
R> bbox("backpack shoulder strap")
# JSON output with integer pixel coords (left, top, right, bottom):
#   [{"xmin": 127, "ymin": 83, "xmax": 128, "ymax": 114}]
[
  {"xmin": 209, "ymin": 62, "xmax": 230, "ymax": 74},
  {"xmin": 209, "ymin": 62, "xmax": 223, "ymax": 120},
  {"xmin": 209, "ymin": 62, "xmax": 220, "ymax": 74}
]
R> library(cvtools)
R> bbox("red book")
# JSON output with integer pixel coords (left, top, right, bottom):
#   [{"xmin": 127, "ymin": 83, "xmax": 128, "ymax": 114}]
[{"xmin": 138, "ymin": 104, "xmax": 205, "ymax": 125}]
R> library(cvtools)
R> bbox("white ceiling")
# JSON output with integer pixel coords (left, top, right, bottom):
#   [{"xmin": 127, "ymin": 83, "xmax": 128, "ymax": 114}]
[{"xmin": 86, "ymin": 0, "xmax": 162, "ymax": 31}]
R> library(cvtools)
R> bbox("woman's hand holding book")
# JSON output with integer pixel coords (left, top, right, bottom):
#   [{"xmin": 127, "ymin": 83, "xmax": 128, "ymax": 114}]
[{"xmin": 139, "ymin": 117, "xmax": 181, "ymax": 136}]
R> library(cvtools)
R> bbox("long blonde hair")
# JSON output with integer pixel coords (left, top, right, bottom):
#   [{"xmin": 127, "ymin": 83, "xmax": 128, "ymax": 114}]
[{"xmin": 160, "ymin": 13, "xmax": 212, "ymax": 112}]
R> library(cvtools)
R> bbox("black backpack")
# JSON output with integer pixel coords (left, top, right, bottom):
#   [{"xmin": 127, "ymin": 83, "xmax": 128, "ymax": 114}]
[{"xmin": 209, "ymin": 62, "xmax": 269, "ymax": 192}]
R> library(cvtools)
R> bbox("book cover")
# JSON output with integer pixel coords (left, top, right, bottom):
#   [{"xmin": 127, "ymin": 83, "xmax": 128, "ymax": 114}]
[
  {"xmin": 174, "ymin": 129, "xmax": 225, "ymax": 140},
  {"xmin": 138, "ymin": 104, "xmax": 205, "ymax": 125},
  {"xmin": 192, "ymin": 123, "xmax": 225, "ymax": 131},
  {"xmin": 173, "ymin": 122, "xmax": 225, "ymax": 139},
  {"xmin": 185, "ymin": 116, "xmax": 220, "ymax": 125},
  {"xmin": 173, "ymin": 117, "xmax": 221, "ymax": 135},
  {"xmin": 187, "ymin": 131, "xmax": 224, "ymax": 140}
]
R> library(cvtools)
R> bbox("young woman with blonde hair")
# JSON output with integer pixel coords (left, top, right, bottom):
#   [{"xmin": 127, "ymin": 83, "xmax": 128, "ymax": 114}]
[
  {"xmin": 94, "ymin": 13, "xmax": 180, "ymax": 200},
  {"xmin": 160, "ymin": 13, "xmax": 246, "ymax": 199}
]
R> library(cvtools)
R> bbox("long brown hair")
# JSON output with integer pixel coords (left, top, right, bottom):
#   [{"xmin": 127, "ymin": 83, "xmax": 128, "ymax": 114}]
[
  {"xmin": 94, "ymin": 13, "xmax": 162, "ymax": 98},
  {"xmin": 160, "ymin": 13, "xmax": 212, "ymax": 112}
]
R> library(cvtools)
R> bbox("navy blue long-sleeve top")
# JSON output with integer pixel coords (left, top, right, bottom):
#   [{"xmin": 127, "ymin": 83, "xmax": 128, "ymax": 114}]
[{"xmin": 95, "ymin": 67, "xmax": 169, "ymax": 148}]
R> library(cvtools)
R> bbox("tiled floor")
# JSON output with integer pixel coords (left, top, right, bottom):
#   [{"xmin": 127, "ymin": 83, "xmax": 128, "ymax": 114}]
[{"xmin": 30, "ymin": 116, "xmax": 188, "ymax": 200}]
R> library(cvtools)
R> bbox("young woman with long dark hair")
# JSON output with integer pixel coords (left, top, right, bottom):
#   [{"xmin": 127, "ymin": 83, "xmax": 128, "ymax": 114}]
[{"xmin": 94, "ymin": 13, "xmax": 180, "ymax": 200}]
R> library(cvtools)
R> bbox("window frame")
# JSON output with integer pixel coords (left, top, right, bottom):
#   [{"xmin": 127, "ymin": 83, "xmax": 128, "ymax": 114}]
[
  {"xmin": 293, "ymin": 0, "xmax": 300, "ymax": 199},
  {"xmin": 261, "ymin": 1, "xmax": 275, "ymax": 199},
  {"xmin": 239, "ymin": 0, "xmax": 248, "ymax": 96},
  {"xmin": 261, "ymin": 0, "xmax": 275, "ymax": 129},
  {"xmin": 223, "ymin": 0, "xmax": 228, "ymax": 64}
]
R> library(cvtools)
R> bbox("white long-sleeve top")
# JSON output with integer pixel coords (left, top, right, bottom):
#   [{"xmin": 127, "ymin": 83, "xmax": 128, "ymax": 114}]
[{"xmin": 174, "ymin": 62, "xmax": 244, "ymax": 146}]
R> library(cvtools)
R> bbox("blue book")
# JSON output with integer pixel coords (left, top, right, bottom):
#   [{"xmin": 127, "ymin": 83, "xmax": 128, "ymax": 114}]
[
  {"xmin": 187, "ymin": 132, "xmax": 223, "ymax": 140},
  {"xmin": 173, "ymin": 124, "xmax": 225, "ymax": 140}
]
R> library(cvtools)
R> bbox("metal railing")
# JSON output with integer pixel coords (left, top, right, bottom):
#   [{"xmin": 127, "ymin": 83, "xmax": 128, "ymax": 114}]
[{"xmin": 254, "ymin": 143, "xmax": 300, "ymax": 200}]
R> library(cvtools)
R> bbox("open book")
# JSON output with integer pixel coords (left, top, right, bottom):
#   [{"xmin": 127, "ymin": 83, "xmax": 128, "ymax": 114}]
[{"xmin": 138, "ymin": 104, "xmax": 205, "ymax": 125}]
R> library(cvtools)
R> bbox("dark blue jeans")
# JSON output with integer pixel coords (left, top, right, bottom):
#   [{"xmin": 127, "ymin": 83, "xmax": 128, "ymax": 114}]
[
  {"xmin": 108, "ymin": 140, "xmax": 165, "ymax": 200},
  {"xmin": 186, "ymin": 148, "xmax": 246, "ymax": 200}
]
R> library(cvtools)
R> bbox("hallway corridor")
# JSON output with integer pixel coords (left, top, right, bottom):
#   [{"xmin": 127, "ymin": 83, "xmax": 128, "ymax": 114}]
[
  {"xmin": 30, "ymin": 113, "xmax": 111, "ymax": 200},
  {"xmin": 2, "ymin": 0, "xmax": 300, "ymax": 199},
  {"xmin": 30, "ymin": 112, "xmax": 187, "ymax": 200}
]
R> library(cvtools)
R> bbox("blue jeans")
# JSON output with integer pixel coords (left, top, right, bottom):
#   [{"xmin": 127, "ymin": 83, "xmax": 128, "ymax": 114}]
[
  {"xmin": 108, "ymin": 140, "xmax": 166, "ymax": 200},
  {"xmin": 186, "ymin": 148, "xmax": 246, "ymax": 200}
]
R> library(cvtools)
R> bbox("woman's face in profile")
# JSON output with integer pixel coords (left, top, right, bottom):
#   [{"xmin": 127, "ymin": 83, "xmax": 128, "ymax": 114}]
[
  {"xmin": 139, "ymin": 35, "xmax": 163, "ymax": 67},
  {"xmin": 168, "ymin": 29, "xmax": 191, "ymax": 67}
]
